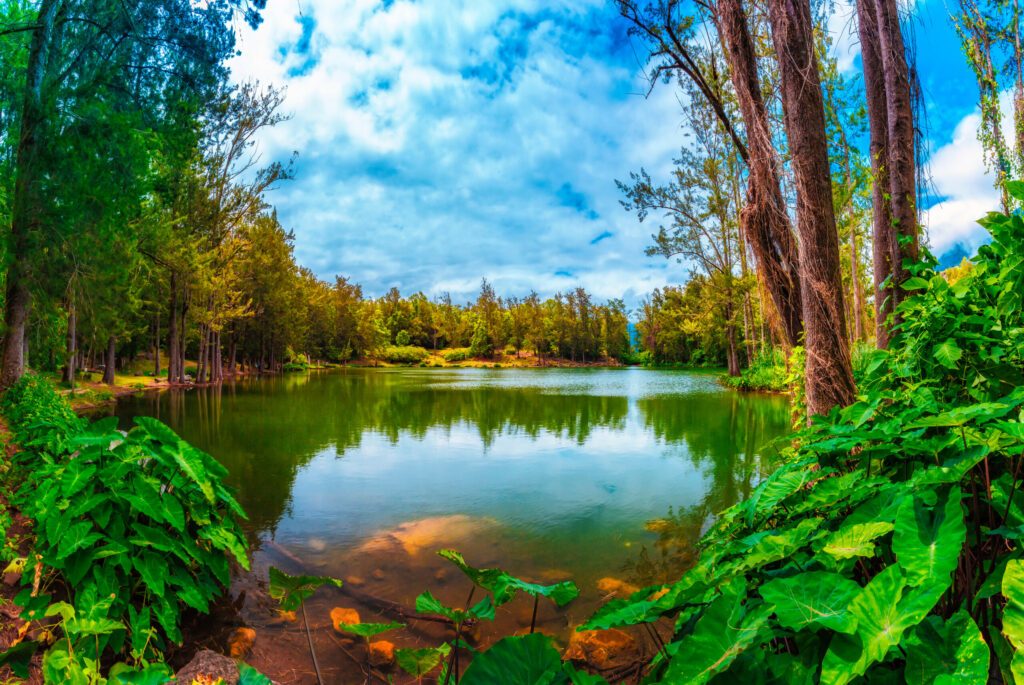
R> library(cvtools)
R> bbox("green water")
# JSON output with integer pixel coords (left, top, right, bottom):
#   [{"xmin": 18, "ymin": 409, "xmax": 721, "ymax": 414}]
[{"xmin": 114, "ymin": 367, "xmax": 789, "ymax": 654}]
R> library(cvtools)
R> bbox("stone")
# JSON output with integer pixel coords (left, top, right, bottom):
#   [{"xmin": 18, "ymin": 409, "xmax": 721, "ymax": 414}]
[
  {"xmin": 372, "ymin": 569, "xmax": 386, "ymax": 580},
  {"xmin": 331, "ymin": 606, "xmax": 361, "ymax": 632},
  {"xmin": 346, "ymin": 575, "xmax": 366, "ymax": 587},
  {"xmin": 564, "ymin": 629, "xmax": 639, "ymax": 671},
  {"xmin": 596, "ymin": 577, "xmax": 639, "ymax": 597},
  {"xmin": 227, "ymin": 627, "xmax": 256, "ymax": 658},
  {"xmin": 176, "ymin": 649, "xmax": 239, "ymax": 685},
  {"xmin": 368, "ymin": 640, "xmax": 396, "ymax": 668}
]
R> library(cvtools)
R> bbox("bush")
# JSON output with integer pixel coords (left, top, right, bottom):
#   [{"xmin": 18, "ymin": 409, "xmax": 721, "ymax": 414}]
[
  {"xmin": 395, "ymin": 330, "xmax": 411, "ymax": 346},
  {"xmin": 587, "ymin": 196, "xmax": 1024, "ymax": 681},
  {"xmin": 442, "ymin": 348, "xmax": 471, "ymax": 363},
  {"xmin": 2, "ymin": 375, "xmax": 248, "ymax": 678},
  {"xmin": 380, "ymin": 345, "xmax": 429, "ymax": 364},
  {"xmin": 723, "ymin": 347, "xmax": 789, "ymax": 392},
  {"xmin": 283, "ymin": 361, "xmax": 308, "ymax": 372}
]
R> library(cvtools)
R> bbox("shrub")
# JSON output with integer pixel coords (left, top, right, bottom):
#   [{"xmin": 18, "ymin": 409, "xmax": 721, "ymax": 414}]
[
  {"xmin": 395, "ymin": 330, "xmax": 411, "ymax": 346},
  {"xmin": 380, "ymin": 345, "xmax": 429, "ymax": 364},
  {"xmin": 723, "ymin": 347, "xmax": 789, "ymax": 392},
  {"xmin": 442, "ymin": 348, "xmax": 471, "ymax": 363},
  {"xmin": 283, "ymin": 361, "xmax": 308, "ymax": 372},
  {"xmin": 2, "ymin": 374, "xmax": 248, "ymax": 677},
  {"xmin": 584, "ymin": 195, "xmax": 1024, "ymax": 682}
]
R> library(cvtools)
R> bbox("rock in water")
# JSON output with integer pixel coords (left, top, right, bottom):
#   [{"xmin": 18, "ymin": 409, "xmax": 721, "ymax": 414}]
[
  {"xmin": 564, "ymin": 629, "xmax": 639, "ymax": 671},
  {"xmin": 228, "ymin": 627, "xmax": 256, "ymax": 658},
  {"xmin": 176, "ymin": 649, "xmax": 239, "ymax": 685},
  {"xmin": 596, "ymin": 577, "xmax": 639, "ymax": 597},
  {"xmin": 330, "ymin": 606, "xmax": 361, "ymax": 632},
  {"xmin": 369, "ymin": 640, "xmax": 396, "ymax": 668}
]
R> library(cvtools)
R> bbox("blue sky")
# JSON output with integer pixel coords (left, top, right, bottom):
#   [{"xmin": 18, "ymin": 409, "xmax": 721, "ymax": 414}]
[{"xmin": 228, "ymin": 0, "xmax": 996, "ymax": 304}]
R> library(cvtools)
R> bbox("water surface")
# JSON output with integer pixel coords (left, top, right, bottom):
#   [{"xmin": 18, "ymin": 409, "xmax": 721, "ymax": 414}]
[{"xmin": 114, "ymin": 368, "xmax": 790, "ymax": 679}]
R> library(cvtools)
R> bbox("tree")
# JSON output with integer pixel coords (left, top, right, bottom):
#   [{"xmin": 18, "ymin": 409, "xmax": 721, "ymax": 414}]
[
  {"xmin": 856, "ymin": 0, "xmax": 920, "ymax": 347},
  {"xmin": 765, "ymin": 0, "xmax": 856, "ymax": 415}
]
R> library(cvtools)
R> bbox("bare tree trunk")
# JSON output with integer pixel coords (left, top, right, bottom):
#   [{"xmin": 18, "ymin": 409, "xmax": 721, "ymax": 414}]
[
  {"xmin": 850, "ymin": 222, "xmax": 866, "ymax": 342},
  {"xmin": 154, "ymin": 310, "xmax": 161, "ymax": 378},
  {"xmin": 715, "ymin": 0, "xmax": 804, "ymax": 348},
  {"xmin": 766, "ymin": 0, "xmax": 856, "ymax": 416},
  {"xmin": 197, "ymin": 324, "xmax": 208, "ymax": 384},
  {"xmin": 168, "ymin": 275, "xmax": 180, "ymax": 383},
  {"xmin": 63, "ymin": 299, "xmax": 76, "ymax": 388},
  {"xmin": 103, "ymin": 336, "xmax": 116, "ymax": 385}
]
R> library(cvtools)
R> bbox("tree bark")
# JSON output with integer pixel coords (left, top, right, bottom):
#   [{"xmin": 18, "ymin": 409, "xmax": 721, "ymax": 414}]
[
  {"xmin": 63, "ymin": 299, "xmax": 76, "ymax": 388},
  {"xmin": 103, "ymin": 336, "xmax": 116, "ymax": 385},
  {"xmin": 715, "ymin": 0, "xmax": 804, "ymax": 348},
  {"xmin": 168, "ymin": 274, "xmax": 180, "ymax": 383},
  {"xmin": 766, "ymin": 0, "xmax": 856, "ymax": 416}
]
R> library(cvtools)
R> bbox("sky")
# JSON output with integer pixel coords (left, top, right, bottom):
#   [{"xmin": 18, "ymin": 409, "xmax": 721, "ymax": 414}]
[{"xmin": 227, "ymin": 0, "xmax": 995, "ymax": 305}]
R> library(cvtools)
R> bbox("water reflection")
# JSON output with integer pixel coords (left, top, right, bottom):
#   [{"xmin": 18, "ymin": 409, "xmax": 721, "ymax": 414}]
[{"xmin": 114, "ymin": 368, "xmax": 791, "ymax": 591}]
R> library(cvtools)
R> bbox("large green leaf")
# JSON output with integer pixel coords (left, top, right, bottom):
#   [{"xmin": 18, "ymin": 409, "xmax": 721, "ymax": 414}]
[
  {"xmin": 1001, "ymin": 558, "xmax": 1024, "ymax": 683},
  {"xmin": 267, "ymin": 567, "xmax": 342, "ymax": 612},
  {"xmin": 662, "ymin": 579, "xmax": 771, "ymax": 684},
  {"xmin": 759, "ymin": 572, "xmax": 860, "ymax": 634},
  {"xmin": 438, "ymin": 549, "xmax": 579, "ymax": 607},
  {"xmin": 903, "ymin": 611, "xmax": 988, "ymax": 684},
  {"xmin": 893, "ymin": 487, "xmax": 965, "ymax": 586},
  {"xmin": 821, "ymin": 565, "xmax": 942, "ymax": 685},
  {"xmin": 396, "ymin": 644, "xmax": 451, "ymax": 677},
  {"xmin": 415, "ymin": 590, "xmax": 495, "ymax": 623},
  {"xmin": 821, "ymin": 521, "xmax": 894, "ymax": 560},
  {"xmin": 334, "ymin": 621, "xmax": 404, "ymax": 639},
  {"xmin": 460, "ymin": 634, "xmax": 565, "ymax": 685},
  {"xmin": 0, "ymin": 640, "xmax": 40, "ymax": 678},
  {"xmin": 934, "ymin": 339, "xmax": 963, "ymax": 369}
]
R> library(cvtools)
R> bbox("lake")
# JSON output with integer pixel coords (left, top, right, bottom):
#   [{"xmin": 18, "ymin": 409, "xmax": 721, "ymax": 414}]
[{"xmin": 113, "ymin": 367, "xmax": 791, "ymax": 681}]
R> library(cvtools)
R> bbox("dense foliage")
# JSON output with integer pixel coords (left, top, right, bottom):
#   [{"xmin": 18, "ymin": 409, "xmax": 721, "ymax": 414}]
[
  {"xmin": 574, "ymin": 198, "xmax": 1024, "ymax": 681},
  {"xmin": 0, "ymin": 376, "xmax": 250, "ymax": 680}
]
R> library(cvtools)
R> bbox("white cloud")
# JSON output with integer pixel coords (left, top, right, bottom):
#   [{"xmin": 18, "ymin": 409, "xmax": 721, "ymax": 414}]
[
  {"xmin": 226, "ymin": 0, "xmax": 685, "ymax": 306},
  {"xmin": 922, "ymin": 92, "xmax": 1010, "ymax": 257},
  {"xmin": 827, "ymin": 0, "xmax": 861, "ymax": 74}
]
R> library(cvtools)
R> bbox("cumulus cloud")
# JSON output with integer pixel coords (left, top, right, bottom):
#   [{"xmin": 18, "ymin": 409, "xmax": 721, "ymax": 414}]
[
  {"xmin": 227, "ymin": 0, "xmax": 684, "ymax": 305},
  {"xmin": 921, "ymin": 92, "xmax": 1010, "ymax": 258}
]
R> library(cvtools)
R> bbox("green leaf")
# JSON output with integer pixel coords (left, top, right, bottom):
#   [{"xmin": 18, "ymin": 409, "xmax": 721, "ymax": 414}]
[
  {"xmin": 901, "ymin": 276, "xmax": 931, "ymax": 290},
  {"xmin": 108, "ymin": 663, "xmax": 175, "ymax": 685},
  {"xmin": 396, "ymin": 644, "xmax": 451, "ymax": 677},
  {"xmin": 893, "ymin": 487, "xmax": 965, "ymax": 586},
  {"xmin": 438, "ymin": 549, "xmax": 580, "ymax": 607},
  {"xmin": 334, "ymin": 621, "xmax": 404, "ymax": 638},
  {"xmin": 1001, "ymin": 559, "xmax": 1024, "ymax": 682},
  {"xmin": 56, "ymin": 521, "xmax": 104, "ymax": 561},
  {"xmin": 934, "ymin": 339, "xmax": 963, "ymax": 369},
  {"xmin": 0, "ymin": 640, "xmax": 40, "ymax": 678},
  {"xmin": 821, "ymin": 565, "xmax": 941, "ymax": 685},
  {"xmin": 662, "ymin": 579, "xmax": 771, "ymax": 684},
  {"xmin": 903, "ymin": 611, "xmax": 988, "ymax": 684},
  {"xmin": 821, "ymin": 521, "xmax": 894, "ymax": 560},
  {"xmin": 268, "ymin": 567, "xmax": 342, "ymax": 612},
  {"xmin": 460, "ymin": 634, "xmax": 565, "ymax": 685},
  {"xmin": 759, "ymin": 572, "xmax": 860, "ymax": 634},
  {"xmin": 238, "ymin": 662, "xmax": 274, "ymax": 685}
]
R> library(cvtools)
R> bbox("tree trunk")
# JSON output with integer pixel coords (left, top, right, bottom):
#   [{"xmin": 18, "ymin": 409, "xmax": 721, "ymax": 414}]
[
  {"xmin": 715, "ymin": 0, "xmax": 804, "ymax": 348},
  {"xmin": 858, "ymin": 0, "xmax": 918, "ymax": 346},
  {"xmin": 197, "ymin": 324, "xmax": 208, "ymax": 384},
  {"xmin": 766, "ymin": 0, "xmax": 856, "ymax": 416},
  {"xmin": 103, "ymin": 336, "xmax": 116, "ymax": 385},
  {"xmin": 168, "ymin": 274, "xmax": 180, "ymax": 383},
  {"xmin": 154, "ymin": 310, "xmax": 161, "ymax": 377},
  {"xmin": 63, "ymin": 299, "xmax": 76, "ymax": 388},
  {"xmin": 0, "ymin": 0, "xmax": 61, "ymax": 389}
]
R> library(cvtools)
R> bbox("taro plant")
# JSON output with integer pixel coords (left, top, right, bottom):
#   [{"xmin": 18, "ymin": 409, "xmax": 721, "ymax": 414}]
[
  {"xmin": 267, "ymin": 567, "xmax": 343, "ymax": 685},
  {"xmin": 414, "ymin": 589, "xmax": 495, "ymax": 684},
  {"xmin": 395, "ymin": 643, "xmax": 452, "ymax": 681},
  {"xmin": 460, "ymin": 633, "xmax": 608, "ymax": 685},
  {"xmin": 574, "ymin": 191, "xmax": 1024, "ymax": 682},
  {"xmin": 438, "ymin": 549, "xmax": 579, "ymax": 632},
  {"xmin": 0, "ymin": 376, "xmax": 252, "ymax": 679},
  {"xmin": 333, "ymin": 620, "xmax": 403, "ymax": 678}
]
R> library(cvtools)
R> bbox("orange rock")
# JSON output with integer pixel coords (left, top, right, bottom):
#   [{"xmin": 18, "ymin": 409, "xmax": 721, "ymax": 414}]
[
  {"xmin": 648, "ymin": 587, "xmax": 670, "ymax": 601},
  {"xmin": 596, "ymin": 577, "xmax": 639, "ymax": 597},
  {"xmin": 369, "ymin": 640, "xmax": 396, "ymax": 668},
  {"xmin": 227, "ymin": 626, "xmax": 256, "ymax": 658},
  {"xmin": 564, "ymin": 629, "xmax": 639, "ymax": 671},
  {"xmin": 331, "ymin": 607, "xmax": 361, "ymax": 632}
]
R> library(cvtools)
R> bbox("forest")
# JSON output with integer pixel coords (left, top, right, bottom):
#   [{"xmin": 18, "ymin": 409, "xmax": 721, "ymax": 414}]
[{"xmin": 1, "ymin": 0, "xmax": 1024, "ymax": 682}]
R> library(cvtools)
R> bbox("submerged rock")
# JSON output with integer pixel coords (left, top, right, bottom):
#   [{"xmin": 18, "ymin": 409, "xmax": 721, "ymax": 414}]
[
  {"xmin": 176, "ymin": 649, "xmax": 239, "ymax": 685},
  {"xmin": 596, "ymin": 577, "xmax": 639, "ymax": 597},
  {"xmin": 564, "ymin": 629, "xmax": 639, "ymax": 671},
  {"xmin": 227, "ymin": 627, "xmax": 256, "ymax": 658},
  {"xmin": 369, "ymin": 640, "xmax": 396, "ymax": 668},
  {"xmin": 330, "ymin": 606, "xmax": 361, "ymax": 632}
]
